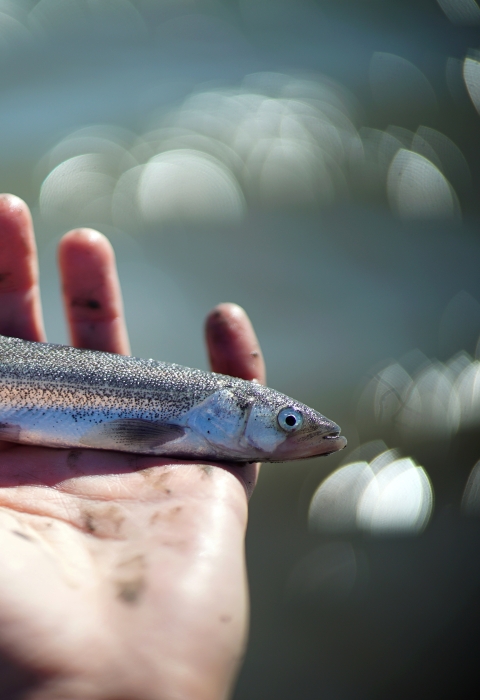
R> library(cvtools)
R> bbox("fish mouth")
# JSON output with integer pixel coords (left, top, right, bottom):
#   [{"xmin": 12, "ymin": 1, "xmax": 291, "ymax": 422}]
[
  {"xmin": 267, "ymin": 428, "xmax": 347, "ymax": 462},
  {"xmin": 314, "ymin": 431, "xmax": 347, "ymax": 456},
  {"xmin": 323, "ymin": 430, "xmax": 341, "ymax": 440}
]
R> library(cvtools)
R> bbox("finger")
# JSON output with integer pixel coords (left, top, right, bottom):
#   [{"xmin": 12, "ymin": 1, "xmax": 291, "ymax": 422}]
[
  {"xmin": 58, "ymin": 229, "xmax": 130, "ymax": 355},
  {"xmin": 0, "ymin": 194, "xmax": 46, "ymax": 342},
  {"xmin": 205, "ymin": 303, "xmax": 266, "ymax": 384}
]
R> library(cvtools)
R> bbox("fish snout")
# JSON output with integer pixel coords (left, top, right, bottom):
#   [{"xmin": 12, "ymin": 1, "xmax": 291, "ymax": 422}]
[
  {"xmin": 317, "ymin": 429, "xmax": 348, "ymax": 456},
  {"xmin": 269, "ymin": 414, "xmax": 347, "ymax": 461}
]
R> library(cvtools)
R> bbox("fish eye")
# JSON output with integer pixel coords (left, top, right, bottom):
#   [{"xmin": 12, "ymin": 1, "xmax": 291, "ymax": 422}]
[{"xmin": 277, "ymin": 407, "xmax": 303, "ymax": 432}]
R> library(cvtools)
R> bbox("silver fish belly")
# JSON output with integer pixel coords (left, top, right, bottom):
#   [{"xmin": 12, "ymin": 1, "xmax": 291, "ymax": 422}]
[{"xmin": 0, "ymin": 335, "xmax": 346, "ymax": 462}]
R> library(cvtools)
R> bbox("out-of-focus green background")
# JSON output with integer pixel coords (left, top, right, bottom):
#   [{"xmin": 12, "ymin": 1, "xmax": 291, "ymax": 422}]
[{"xmin": 3, "ymin": 0, "xmax": 480, "ymax": 697}]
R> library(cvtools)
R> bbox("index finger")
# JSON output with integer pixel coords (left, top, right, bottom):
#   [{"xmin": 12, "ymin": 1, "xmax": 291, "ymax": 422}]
[{"xmin": 0, "ymin": 195, "xmax": 46, "ymax": 342}]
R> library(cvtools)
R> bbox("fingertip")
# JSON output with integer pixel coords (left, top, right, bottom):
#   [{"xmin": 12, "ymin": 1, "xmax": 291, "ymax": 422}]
[
  {"xmin": 0, "ymin": 193, "xmax": 29, "ymax": 214},
  {"xmin": 205, "ymin": 302, "xmax": 247, "ymax": 335},
  {"xmin": 0, "ymin": 194, "xmax": 34, "ymax": 238},
  {"xmin": 208, "ymin": 302, "xmax": 246, "ymax": 320},
  {"xmin": 61, "ymin": 227, "xmax": 110, "ymax": 245},
  {"xmin": 59, "ymin": 228, "xmax": 115, "ymax": 264}
]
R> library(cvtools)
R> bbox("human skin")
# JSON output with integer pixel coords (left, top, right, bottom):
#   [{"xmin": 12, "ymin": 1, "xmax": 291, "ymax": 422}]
[{"xmin": 0, "ymin": 194, "xmax": 266, "ymax": 700}]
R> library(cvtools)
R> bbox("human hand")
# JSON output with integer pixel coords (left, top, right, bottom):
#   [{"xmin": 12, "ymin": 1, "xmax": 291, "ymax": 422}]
[{"xmin": 0, "ymin": 194, "xmax": 265, "ymax": 700}]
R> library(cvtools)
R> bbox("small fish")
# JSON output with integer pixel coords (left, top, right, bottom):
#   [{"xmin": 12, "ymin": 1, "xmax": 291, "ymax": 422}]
[{"xmin": 0, "ymin": 335, "xmax": 346, "ymax": 462}]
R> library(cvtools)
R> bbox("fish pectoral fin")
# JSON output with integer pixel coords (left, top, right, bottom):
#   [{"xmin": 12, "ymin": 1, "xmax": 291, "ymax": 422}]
[
  {"xmin": 81, "ymin": 419, "xmax": 185, "ymax": 452},
  {"xmin": 0, "ymin": 422, "xmax": 21, "ymax": 442}
]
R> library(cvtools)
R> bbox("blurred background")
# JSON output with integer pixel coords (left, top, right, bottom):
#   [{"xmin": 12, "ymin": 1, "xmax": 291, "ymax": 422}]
[{"xmin": 2, "ymin": 0, "xmax": 480, "ymax": 697}]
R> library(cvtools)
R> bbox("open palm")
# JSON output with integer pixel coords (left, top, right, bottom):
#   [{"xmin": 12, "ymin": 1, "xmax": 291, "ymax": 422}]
[{"xmin": 0, "ymin": 194, "xmax": 265, "ymax": 700}]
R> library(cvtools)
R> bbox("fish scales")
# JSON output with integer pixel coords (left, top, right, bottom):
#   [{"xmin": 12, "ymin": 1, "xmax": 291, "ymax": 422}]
[
  {"xmin": 0, "ymin": 336, "xmax": 217, "ymax": 418},
  {"xmin": 0, "ymin": 335, "xmax": 346, "ymax": 462}
]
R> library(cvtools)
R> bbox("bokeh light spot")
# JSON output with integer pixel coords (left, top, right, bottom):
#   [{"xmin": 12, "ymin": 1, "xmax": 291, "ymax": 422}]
[
  {"xmin": 137, "ymin": 149, "xmax": 246, "ymax": 226},
  {"xmin": 309, "ymin": 448, "xmax": 433, "ymax": 536}
]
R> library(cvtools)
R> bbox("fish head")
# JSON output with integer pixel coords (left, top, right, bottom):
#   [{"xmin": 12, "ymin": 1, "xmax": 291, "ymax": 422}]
[
  {"xmin": 184, "ymin": 382, "xmax": 346, "ymax": 462},
  {"xmin": 241, "ymin": 387, "xmax": 347, "ymax": 461}
]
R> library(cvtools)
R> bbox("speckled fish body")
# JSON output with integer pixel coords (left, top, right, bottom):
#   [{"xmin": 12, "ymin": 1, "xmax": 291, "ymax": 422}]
[{"xmin": 0, "ymin": 335, "xmax": 346, "ymax": 462}]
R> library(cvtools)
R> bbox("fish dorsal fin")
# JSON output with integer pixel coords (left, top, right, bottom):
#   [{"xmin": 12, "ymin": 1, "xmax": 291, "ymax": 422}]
[{"xmin": 81, "ymin": 419, "xmax": 185, "ymax": 453}]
